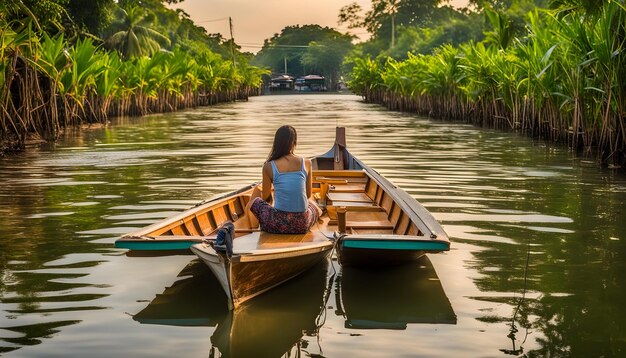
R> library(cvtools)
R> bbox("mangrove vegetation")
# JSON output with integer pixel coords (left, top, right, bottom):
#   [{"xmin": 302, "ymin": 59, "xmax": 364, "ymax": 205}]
[
  {"xmin": 345, "ymin": 0, "xmax": 626, "ymax": 167},
  {"xmin": 0, "ymin": 0, "xmax": 267, "ymax": 154}
]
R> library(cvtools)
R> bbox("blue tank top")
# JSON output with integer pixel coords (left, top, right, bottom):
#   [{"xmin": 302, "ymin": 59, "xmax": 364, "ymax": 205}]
[{"xmin": 271, "ymin": 158, "xmax": 308, "ymax": 212}]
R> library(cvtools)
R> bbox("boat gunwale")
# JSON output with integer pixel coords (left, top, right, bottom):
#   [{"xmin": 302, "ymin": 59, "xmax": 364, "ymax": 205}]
[
  {"xmin": 119, "ymin": 182, "xmax": 258, "ymax": 240},
  {"xmin": 234, "ymin": 243, "xmax": 333, "ymax": 262},
  {"xmin": 191, "ymin": 240, "xmax": 334, "ymax": 262},
  {"xmin": 353, "ymin": 157, "xmax": 447, "ymax": 241}
]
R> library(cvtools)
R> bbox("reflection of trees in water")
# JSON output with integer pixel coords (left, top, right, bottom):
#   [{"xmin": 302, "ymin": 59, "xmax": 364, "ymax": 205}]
[
  {"xmin": 0, "ymin": 164, "xmax": 108, "ymax": 353},
  {"xmin": 0, "ymin": 123, "xmax": 177, "ymax": 353},
  {"xmin": 0, "ymin": 320, "xmax": 82, "ymax": 354},
  {"xmin": 500, "ymin": 241, "xmax": 531, "ymax": 356},
  {"xmin": 465, "ymin": 175, "xmax": 626, "ymax": 357}
]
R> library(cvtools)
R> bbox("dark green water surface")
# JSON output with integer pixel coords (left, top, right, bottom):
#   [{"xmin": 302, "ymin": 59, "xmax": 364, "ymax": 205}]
[{"xmin": 1, "ymin": 94, "xmax": 625, "ymax": 357}]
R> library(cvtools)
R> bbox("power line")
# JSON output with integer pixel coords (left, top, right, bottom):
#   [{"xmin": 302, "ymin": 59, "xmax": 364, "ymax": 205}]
[
  {"xmin": 237, "ymin": 43, "xmax": 316, "ymax": 50},
  {"xmin": 195, "ymin": 17, "xmax": 229, "ymax": 23}
]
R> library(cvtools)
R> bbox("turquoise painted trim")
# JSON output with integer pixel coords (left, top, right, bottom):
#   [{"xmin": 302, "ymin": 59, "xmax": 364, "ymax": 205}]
[
  {"xmin": 114, "ymin": 241, "xmax": 196, "ymax": 251},
  {"xmin": 342, "ymin": 240, "xmax": 449, "ymax": 251}
]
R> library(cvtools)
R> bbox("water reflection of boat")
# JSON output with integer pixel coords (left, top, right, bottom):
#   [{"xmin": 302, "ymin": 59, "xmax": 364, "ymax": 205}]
[
  {"xmin": 336, "ymin": 256, "xmax": 456, "ymax": 329},
  {"xmin": 133, "ymin": 260, "xmax": 330, "ymax": 357},
  {"xmin": 211, "ymin": 260, "xmax": 330, "ymax": 358},
  {"xmin": 133, "ymin": 260, "xmax": 228, "ymax": 326}
]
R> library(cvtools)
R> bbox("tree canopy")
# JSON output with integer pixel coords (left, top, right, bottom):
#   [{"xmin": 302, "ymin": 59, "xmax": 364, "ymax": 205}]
[
  {"xmin": 339, "ymin": 0, "xmax": 443, "ymax": 45},
  {"xmin": 340, "ymin": 0, "xmax": 551, "ymax": 60},
  {"xmin": 105, "ymin": 6, "xmax": 171, "ymax": 59}
]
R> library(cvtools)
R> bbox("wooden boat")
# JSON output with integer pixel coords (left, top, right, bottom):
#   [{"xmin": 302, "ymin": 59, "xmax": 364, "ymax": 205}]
[
  {"xmin": 336, "ymin": 256, "xmax": 456, "ymax": 329},
  {"xmin": 315, "ymin": 127, "xmax": 450, "ymax": 267},
  {"xmin": 116, "ymin": 127, "xmax": 449, "ymax": 263},
  {"xmin": 116, "ymin": 126, "xmax": 448, "ymax": 306}
]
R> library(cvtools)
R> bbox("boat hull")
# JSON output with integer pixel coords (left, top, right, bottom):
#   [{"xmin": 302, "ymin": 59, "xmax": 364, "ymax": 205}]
[{"xmin": 192, "ymin": 241, "xmax": 332, "ymax": 310}]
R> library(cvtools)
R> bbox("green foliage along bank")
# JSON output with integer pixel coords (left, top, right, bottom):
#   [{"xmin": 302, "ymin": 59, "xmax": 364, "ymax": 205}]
[
  {"xmin": 348, "ymin": 1, "xmax": 626, "ymax": 167},
  {"xmin": 0, "ymin": 1, "xmax": 268, "ymax": 154}
]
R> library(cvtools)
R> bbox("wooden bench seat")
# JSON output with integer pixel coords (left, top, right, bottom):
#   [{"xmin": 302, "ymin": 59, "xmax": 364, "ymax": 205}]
[
  {"xmin": 328, "ymin": 210, "xmax": 394, "ymax": 230},
  {"xmin": 326, "ymin": 205, "xmax": 385, "ymax": 220},
  {"xmin": 347, "ymin": 221, "xmax": 395, "ymax": 230},
  {"xmin": 328, "ymin": 184, "xmax": 367, "ymax": 193},
  {"xmin": 327, "ymin": 192, "xmax": 373, "ymax": 203},
  {"xmin": 329, "ymin": 200, "xmax": 379, "ymax": 208}
]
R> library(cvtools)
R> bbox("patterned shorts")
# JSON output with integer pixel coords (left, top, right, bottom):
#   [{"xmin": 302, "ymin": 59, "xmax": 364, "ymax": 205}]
[{"xmin": 250, "ymin": 197, "xmax": 319, "ymax": 234}]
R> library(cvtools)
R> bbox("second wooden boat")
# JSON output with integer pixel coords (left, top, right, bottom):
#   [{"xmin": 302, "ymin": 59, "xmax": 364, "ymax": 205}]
[{"xmin": 313, "ymin": 127, "xmax": 451, "ymax": 267}]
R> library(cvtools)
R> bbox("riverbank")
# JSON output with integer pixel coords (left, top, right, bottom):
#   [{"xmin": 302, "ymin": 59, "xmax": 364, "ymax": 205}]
[
  {"xmin": 1, "ymin": 31, "xmax": 267, "ymax": 157},
  {"xmin": 348, "ymin": 3, "xmax": 625, "ymax": 169},
  {"xmin": 0, "ymin": 89, "xmax": 257, "ymax": 157},
  {"xmin": 357, "ymin": 88, "xmax": 625, "ymax": 170}
]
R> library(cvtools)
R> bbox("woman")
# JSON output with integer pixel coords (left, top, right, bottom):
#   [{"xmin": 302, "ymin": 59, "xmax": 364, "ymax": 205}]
[{"xmin": 245, "ymin": 125, "xmax": 321, "ymax": 234}]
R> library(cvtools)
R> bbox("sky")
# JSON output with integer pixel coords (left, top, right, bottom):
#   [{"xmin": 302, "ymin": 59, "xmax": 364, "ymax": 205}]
[{"xmin": 172, "ymin": 0, "xmax": 469, "ymax": 53}]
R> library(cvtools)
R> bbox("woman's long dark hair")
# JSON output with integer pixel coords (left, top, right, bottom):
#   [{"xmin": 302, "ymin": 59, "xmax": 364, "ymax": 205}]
[{"xmin": 267, "ymin": 125, "xmax": 297, "ymax": 162}]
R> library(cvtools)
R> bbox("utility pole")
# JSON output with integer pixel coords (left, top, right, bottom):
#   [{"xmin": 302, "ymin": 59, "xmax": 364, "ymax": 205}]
[
  {"xmin": 391, "ymin": 13, "xmax": 395, "ymax": 49},
  {"xmin": 229, "ymin": 17, "xmax": 236, "ymax": 69},
  {"xmin": 388, "ymin": 0, "xmax": 398, "ymax": 50},
  {"xmin": 284, "ymin": 56, "xmax": 287, "ymax": 74}
]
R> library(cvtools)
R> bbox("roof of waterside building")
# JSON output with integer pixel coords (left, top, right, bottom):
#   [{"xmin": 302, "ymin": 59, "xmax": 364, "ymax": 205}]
[{"xmin": 270, "ymin": 74, "xmax": 294, "ymax": 82}]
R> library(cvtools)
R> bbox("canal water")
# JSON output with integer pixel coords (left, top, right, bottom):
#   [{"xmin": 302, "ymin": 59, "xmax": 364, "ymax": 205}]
[{"xmin": 1, "ymin": 94, "xmax": 625, "ymax": 357}]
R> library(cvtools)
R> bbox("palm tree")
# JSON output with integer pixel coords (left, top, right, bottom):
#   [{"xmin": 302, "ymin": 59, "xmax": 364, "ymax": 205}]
[{"xmin": 105, "ymin": 6, "xmax": 170, "ymax": 59}]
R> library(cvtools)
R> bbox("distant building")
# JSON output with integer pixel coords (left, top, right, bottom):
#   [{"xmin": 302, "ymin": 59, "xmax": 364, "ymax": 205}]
[
  {"xmin": 294, "ymin": 75, "xmax": 326, "ymax": 92},
  {"xmin": 269, "ymin": 75, "xmax": 294, "ymax": 91}
]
